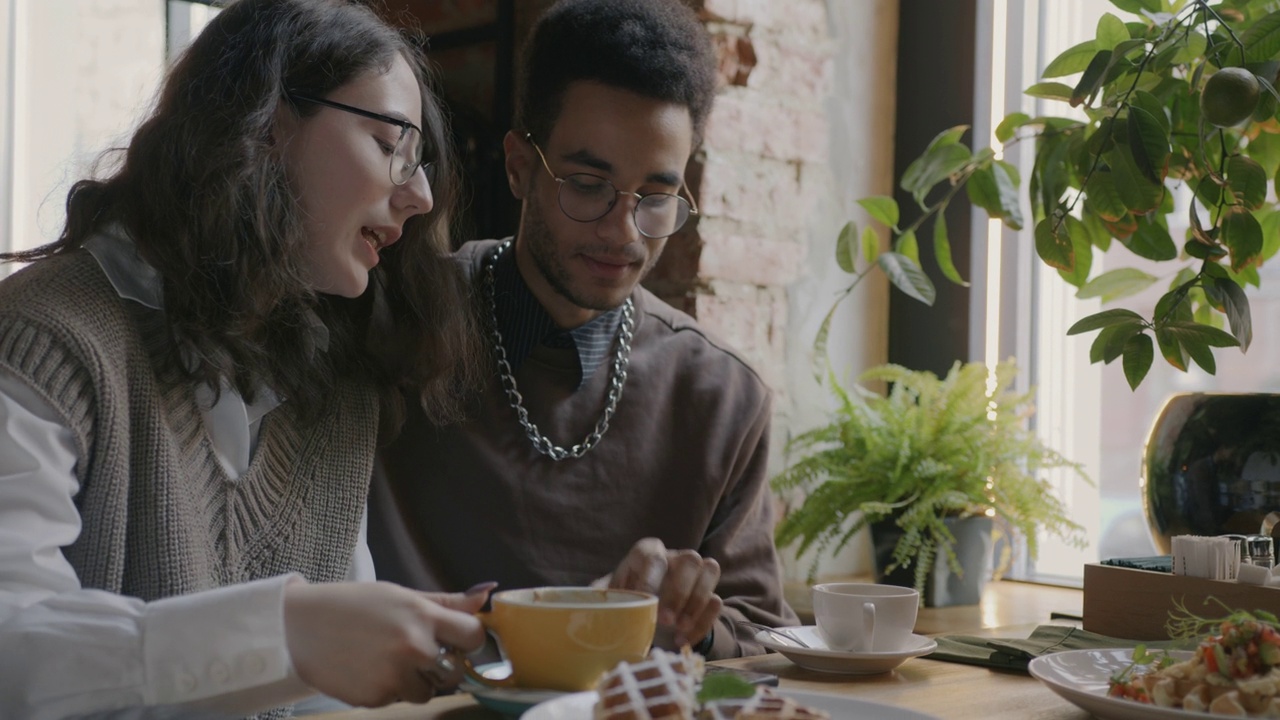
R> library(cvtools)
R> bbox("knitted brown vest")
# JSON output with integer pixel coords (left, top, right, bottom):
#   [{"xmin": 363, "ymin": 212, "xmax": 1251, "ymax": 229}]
[{"xmin": 0, "ymin": 252, "xmax": 377, "ymax": 718}]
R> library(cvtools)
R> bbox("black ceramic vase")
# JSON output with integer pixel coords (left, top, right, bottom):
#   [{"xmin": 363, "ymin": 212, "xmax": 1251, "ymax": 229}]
[
  {"xmin": 871, "ymin": 515, "xmax": 994, "ymax": 607},
  {"xmin": 1142, "ymin": 392, "xmax": 1280, "ymax": 553}
]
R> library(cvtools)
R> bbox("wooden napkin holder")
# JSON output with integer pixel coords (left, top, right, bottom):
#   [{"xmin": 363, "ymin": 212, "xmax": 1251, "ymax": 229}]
[{"xmin": 1082, "ymin": 563, "xmax": 1280, "ymax": 640}]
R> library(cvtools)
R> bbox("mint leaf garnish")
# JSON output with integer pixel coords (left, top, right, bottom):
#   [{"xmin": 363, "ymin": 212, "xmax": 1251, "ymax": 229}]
[{"xmin": 696, "ymin": 673, "xmax": 756, "ymax": 703}]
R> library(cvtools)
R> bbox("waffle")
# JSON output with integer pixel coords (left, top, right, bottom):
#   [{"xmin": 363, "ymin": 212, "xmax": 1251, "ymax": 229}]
[
  {"xmin": 700, "ymin": 688, "xmax": 831, "ymax": 720},
  {"xmin": 593, "ymin": 647, "xmax": 705, "ymax": 720}
]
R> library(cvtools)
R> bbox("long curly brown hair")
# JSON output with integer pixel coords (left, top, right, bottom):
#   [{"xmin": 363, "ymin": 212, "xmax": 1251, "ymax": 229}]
[{"xmin": 2, "ymin": 0, "xmax": 486, "ymax": 435}]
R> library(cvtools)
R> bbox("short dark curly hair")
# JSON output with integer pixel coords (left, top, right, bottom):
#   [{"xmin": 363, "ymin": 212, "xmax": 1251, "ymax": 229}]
[{"xmin": 516, "ymin": 0, "xmax": 717, "ymax": 146}]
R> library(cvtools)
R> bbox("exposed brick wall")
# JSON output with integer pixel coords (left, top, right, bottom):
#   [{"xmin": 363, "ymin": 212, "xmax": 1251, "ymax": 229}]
[{"xmin": 656, "ymin": 0, "xmax": 835, "ymax": 395}]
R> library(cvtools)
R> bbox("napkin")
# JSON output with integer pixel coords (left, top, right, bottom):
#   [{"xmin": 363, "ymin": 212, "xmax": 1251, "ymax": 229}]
[
  {"xmin": 1101, "ymin": 555, "xmax": 1172, "ymax": 572},
  {"xmin": 926, "ymin": 624, "xmax": 1182, "ymax": 672}
]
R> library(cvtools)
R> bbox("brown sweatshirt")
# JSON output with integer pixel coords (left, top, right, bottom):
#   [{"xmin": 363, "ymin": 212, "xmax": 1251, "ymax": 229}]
[{"xmin": 370, "ymin": 239, "xmax": 797, "ymax": 659}]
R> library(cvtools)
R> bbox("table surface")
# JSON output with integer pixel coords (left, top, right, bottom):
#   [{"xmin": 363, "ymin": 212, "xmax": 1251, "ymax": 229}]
[{"xmin": 314, "ymin": 580, "xmax": 1095, "ymax": 720}]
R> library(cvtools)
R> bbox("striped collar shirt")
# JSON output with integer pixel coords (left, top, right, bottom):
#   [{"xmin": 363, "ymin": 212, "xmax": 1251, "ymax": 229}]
[{"xmin": 491, "ymin": 244, "xmax": 624, "ymax": 388}]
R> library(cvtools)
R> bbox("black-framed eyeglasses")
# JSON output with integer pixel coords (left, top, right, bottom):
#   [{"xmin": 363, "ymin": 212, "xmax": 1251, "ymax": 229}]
[
  {"xmin": 525, "ymin": 134, "xmax": 698, "ymax": 239},
  {"xmin": 290, "ymin": 92, "xmax": 434, "ymax": 186}
]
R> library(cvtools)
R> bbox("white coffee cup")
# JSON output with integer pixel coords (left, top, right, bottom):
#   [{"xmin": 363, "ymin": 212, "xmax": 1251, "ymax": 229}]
[{"xmin": 812, "ymin": 582, "xmax": 919, "ymax": 653}]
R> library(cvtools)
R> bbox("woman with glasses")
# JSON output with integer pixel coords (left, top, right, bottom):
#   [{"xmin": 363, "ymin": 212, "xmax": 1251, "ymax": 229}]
[{"xmin": 0, "ymin": 1, "xmax": 490, "ymax": 717}]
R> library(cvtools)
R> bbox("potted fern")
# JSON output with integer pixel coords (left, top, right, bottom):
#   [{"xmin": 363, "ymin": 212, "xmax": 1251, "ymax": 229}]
[{"xmin": 773, "ymin": 360, "xmax": 1090, "ymax": 606}]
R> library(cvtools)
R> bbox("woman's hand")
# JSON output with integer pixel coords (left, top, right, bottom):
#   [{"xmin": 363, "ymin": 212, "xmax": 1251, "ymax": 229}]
[{"xmin": 283, "ymin": 580, "xmax": 491, "ymax": 706}]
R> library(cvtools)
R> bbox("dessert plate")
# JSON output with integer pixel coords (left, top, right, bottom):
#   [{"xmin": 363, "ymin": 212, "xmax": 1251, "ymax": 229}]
[
  {"xmin": 459, "ymin": 661, "xmax": 565, "ymax": 719},
  {"xmin": 1029, "ymin": 648, "xmax": 1224, "ymax": 720},
  {"xmin": 754, "ymin": 625, "xmax": 938, "ymax": 674},
  {"xmin": 525, "ymin": 687, "xmax": 941, "ymax": 719}
]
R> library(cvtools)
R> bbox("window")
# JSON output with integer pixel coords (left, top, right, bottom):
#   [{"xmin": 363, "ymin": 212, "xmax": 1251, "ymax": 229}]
[
  {"xmin": 1, "ymin": 0, "xmax": 166, "ymax": 259},
  {"xmin": 974, "ymin": 1, "xmax": 1280, "ymax": 583},
  {"xmin": 167, "ymin": 1, "xmax": 220, "ymax": 61}
]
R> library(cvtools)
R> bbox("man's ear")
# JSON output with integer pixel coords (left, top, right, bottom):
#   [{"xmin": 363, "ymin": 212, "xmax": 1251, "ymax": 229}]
[{"xmin": 503, "ymin": 130, "xmax": 534, "ymax": 200}]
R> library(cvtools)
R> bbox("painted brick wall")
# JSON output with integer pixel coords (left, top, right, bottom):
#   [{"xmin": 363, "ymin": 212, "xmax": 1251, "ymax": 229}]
[{"xmin": 644, "ymin": 0, "xmax": 834, "ymax": 399}]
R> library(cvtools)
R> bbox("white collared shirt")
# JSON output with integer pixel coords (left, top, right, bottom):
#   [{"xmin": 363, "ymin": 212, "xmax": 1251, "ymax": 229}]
[{"xmin": 0, "ymin": 230, "xmax": 374, "ymax": 718}]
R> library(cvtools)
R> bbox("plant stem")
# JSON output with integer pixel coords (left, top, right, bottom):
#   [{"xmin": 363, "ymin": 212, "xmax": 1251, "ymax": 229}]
[
  {"xmin": 1058, "ymin": 6, "xmax": 1197, "ymax": 231},
  {"xmin": 1198, "ymin": 1, "xmax": 1247, "ymax": 65}
]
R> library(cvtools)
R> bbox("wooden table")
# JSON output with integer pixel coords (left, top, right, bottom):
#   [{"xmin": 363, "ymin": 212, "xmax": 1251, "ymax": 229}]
[{"xmin": 315, "ymin": 581, "xmax": 1094, "ymax": 719}]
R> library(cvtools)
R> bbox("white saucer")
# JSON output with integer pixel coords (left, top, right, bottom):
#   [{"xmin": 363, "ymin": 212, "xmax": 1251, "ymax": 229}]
[
  {"xmin": 754, "ymin": 626, "xmax": 938, "ymax": 674},
  {"xmin": 459, "ymin": 661, "xmax": 567, "ymax": 718}
]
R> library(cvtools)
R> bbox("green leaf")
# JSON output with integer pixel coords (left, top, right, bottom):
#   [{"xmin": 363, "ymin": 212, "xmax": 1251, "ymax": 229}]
[
  {"xmin": 932, "ymin": 215, "xmax": 968, "ymax": 286},
  {"xmin": 877, "ymin": 252, "xmax": 937, "ymax": 305},
  {"xmin": 1131, "ymin": 90, "xmax": 1171, "ymax": 134},
  {"xmin": 1242, "ymin": 11, "xmax": 1280, "ymax": 63},
  {"xmin": 1122, "ymin": 216, "xmax": 1178, "ymax": 262},
  {"xmin": 1172, "ymin": 31, "xmax": 1208, "ymax": 65},
  {"xmin": 1185, "ymin": 238, "xmax": 1227, "ymax": 260},
  {"xmin": 1110, "ymin": 38, "xmax": 1147, "ymax": 63},
  {"xmin": 1214, "ymin": 277, "xmax": 1253, "ymax": 352},
  {"xmin": 1092, "ymin": 323, "xmax": 1143, "ymax": 363},
  {"xmin": 1194, "ymin": 175, "xmax": 1223, "ymax": 216},
  {"xmin": 1076, "ymin": 268, "xmax": 1159, "ymax": 302},
  {"xmin": 1057, "ymin": 215, "xmax": 1093, "ymax": 288},
  {"xmin": 1083, "ymin": 212, "xmax": 1113, "ymax": 252},
  {"xmin": 1185, "ymin": 338, "xmax": 1217, "ymax": 375},
  {"xmin": 1232, "ymin": 264, "xmax": 1262, "ymax": 289},
  {"xmin": 1043, "ymin": 41, "xmax": 1104, "ymax": 78},
  {"xmin": 1154, "ymin": 325, "xmax": 1186, "ymax": 372},
  {"xmin": 1067, "ymin": 308, "xmax": 1147, "ymax": 335},
  {"xmin": 1221, "ymin": 210, "xmax": 1264, "ymax": 272},
  {"xmin": 966, "ymin": 161, "xmax": 1024, "ymax": 230},
  {"xmin": 1096, "ymin": 13, "xmax": 1130, "ymax": 51},
  {"xmin": 1085, "ymin": 171, "xmax": 1130, "ymax": 222},
  {"xmin": 857, "ymin": 196, "xmax": 900, "ymax": 229},
  {"xmin": 861, "ymin": 225, "xmax": 880, "ymax": 266},
  {"xmin": 1035, "ymin": 217, "xmax": 1074, "ymax": 272},
  {"xmin": 835, "ymin": 221, "xmax": 858, "ymax": 274},
  {"xmin": 995, "ymin": 112, "xmax": 1032, "ymax": 143},
  {"xmin": 1154, "ymin": 288, "xmax": 1193, "ymax": 329},
  {"xmin": 924, "ymin": 125, "xmax": 969, "ymax": 150},
  {"xmin": 1227, "ymin": 156, "xmax": 1268, "ymax": 210},
  {"xmin": 696, "ymin": 673, "xmax": 757, "ymax": 703},
  {"xmin": 1025, "ymin": 82, "xmax": 1076, "ymax": 101},
  {"xmin": 811, "ymin": 299, "xmax": 840, "ymax": 369},
  {"xmin": 900, "ymin": 143, "xmax": 972, "ymax": 207},
  {"xmin": 895, "ymin": 229, "xmax": 920, "ymax": 266},
  {"xmin": 1254, "ymin": 77, "xmax": 1279, "ymax": 121},
  {"xmin": 1109, "ymin": 145, "xmax": 1164, "ymax": 214},
  {"xmin": 1163, "ymin": 321, "xmax": 1242, "ymax": 348},
  {"xmin": 1127, "ymin": 104, "xmax": 1170, "ymax": 183},
  {"xmin": 1260, "ymin": 209, "xmax": 1280, "ymax": 261},
  {"xmin": 1072, "ymin": 51, "xmax": 1114, "ymax": 107},
  {"xmin": 1108, "ymin": 0, "xmax": 1159, "ymax": 13},
  {"xmin": 1245, "ymin": 131, "xmax": 1280, "ymax": 179},
  {"xmin": 1122, "ymin": 333, "xmax": 1154, "ymax": 390}
]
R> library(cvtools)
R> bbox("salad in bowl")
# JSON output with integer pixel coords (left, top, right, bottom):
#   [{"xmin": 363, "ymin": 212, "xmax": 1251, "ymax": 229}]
[{"xmin": 1108, "ymin": 603, "xmax": 1280, "ymax": 716}]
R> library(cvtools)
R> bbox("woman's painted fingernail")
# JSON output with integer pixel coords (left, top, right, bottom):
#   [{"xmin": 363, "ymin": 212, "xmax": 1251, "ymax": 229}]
[{"xmin": 465, "ymin": 581, "xmax": 499, "ymax": 596}]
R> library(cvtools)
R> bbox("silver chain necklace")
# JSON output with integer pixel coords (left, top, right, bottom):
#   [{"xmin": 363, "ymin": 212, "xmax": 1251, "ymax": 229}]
[{"xmin": 483, "ymin": 240, "xmax": 634, "ymax": 461}]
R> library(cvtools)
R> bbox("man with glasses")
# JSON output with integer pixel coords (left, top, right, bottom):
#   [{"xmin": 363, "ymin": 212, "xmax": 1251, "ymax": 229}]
[{"xmin": 371, "ymin": 0, "xmax": 797, "ymax": 659}]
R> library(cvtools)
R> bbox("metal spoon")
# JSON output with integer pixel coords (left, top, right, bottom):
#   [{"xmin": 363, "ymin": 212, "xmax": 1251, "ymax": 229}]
[{"xmin": 737, "ymin": 621, "xmax": 812, "ymax": 649}]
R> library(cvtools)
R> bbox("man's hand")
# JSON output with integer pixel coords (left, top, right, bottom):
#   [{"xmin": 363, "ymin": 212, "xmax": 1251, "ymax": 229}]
[
  {"xmin": 605, "ymin": 538, "xmax": 722, "ymax": 649},
  {"xmin": 283, "ymin": 580, "xmax": 491, "ymax": 707}
]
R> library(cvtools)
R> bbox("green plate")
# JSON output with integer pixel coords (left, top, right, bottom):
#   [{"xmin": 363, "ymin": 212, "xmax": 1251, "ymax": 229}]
[{"xmin": 460, "ymin": 661, "xmax": 567, "ymax": 718}]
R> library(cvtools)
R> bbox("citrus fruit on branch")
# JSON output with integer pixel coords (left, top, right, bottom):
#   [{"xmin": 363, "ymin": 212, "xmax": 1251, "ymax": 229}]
[{"xmin": 1200, "ymin": 67, "xmax": 1261, "ymax": 129}]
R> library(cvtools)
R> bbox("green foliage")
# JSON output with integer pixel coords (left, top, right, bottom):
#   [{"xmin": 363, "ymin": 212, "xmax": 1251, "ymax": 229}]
[
  {"xmin": 695, "ymin": 673, "xmax": 756, "ymax": 703},
  {"xmin": 832, "ymin": 0, "xmax": 1279, "ymax": 389},
  {"xmin": 772, "ymin": 360, "xmax": 1090, "ymax": 593}
]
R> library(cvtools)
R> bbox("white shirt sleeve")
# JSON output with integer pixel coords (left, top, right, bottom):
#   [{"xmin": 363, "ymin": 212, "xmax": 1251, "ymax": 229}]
[{"xmin": 0, "ymin": 371, "xmax": 321, "ymax": 719}]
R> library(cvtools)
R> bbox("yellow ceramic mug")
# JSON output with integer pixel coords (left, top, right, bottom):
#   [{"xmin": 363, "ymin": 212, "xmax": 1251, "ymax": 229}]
[{"xmin": 464, "ymin": 587, "xmax": 657, "ymax": 691}]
